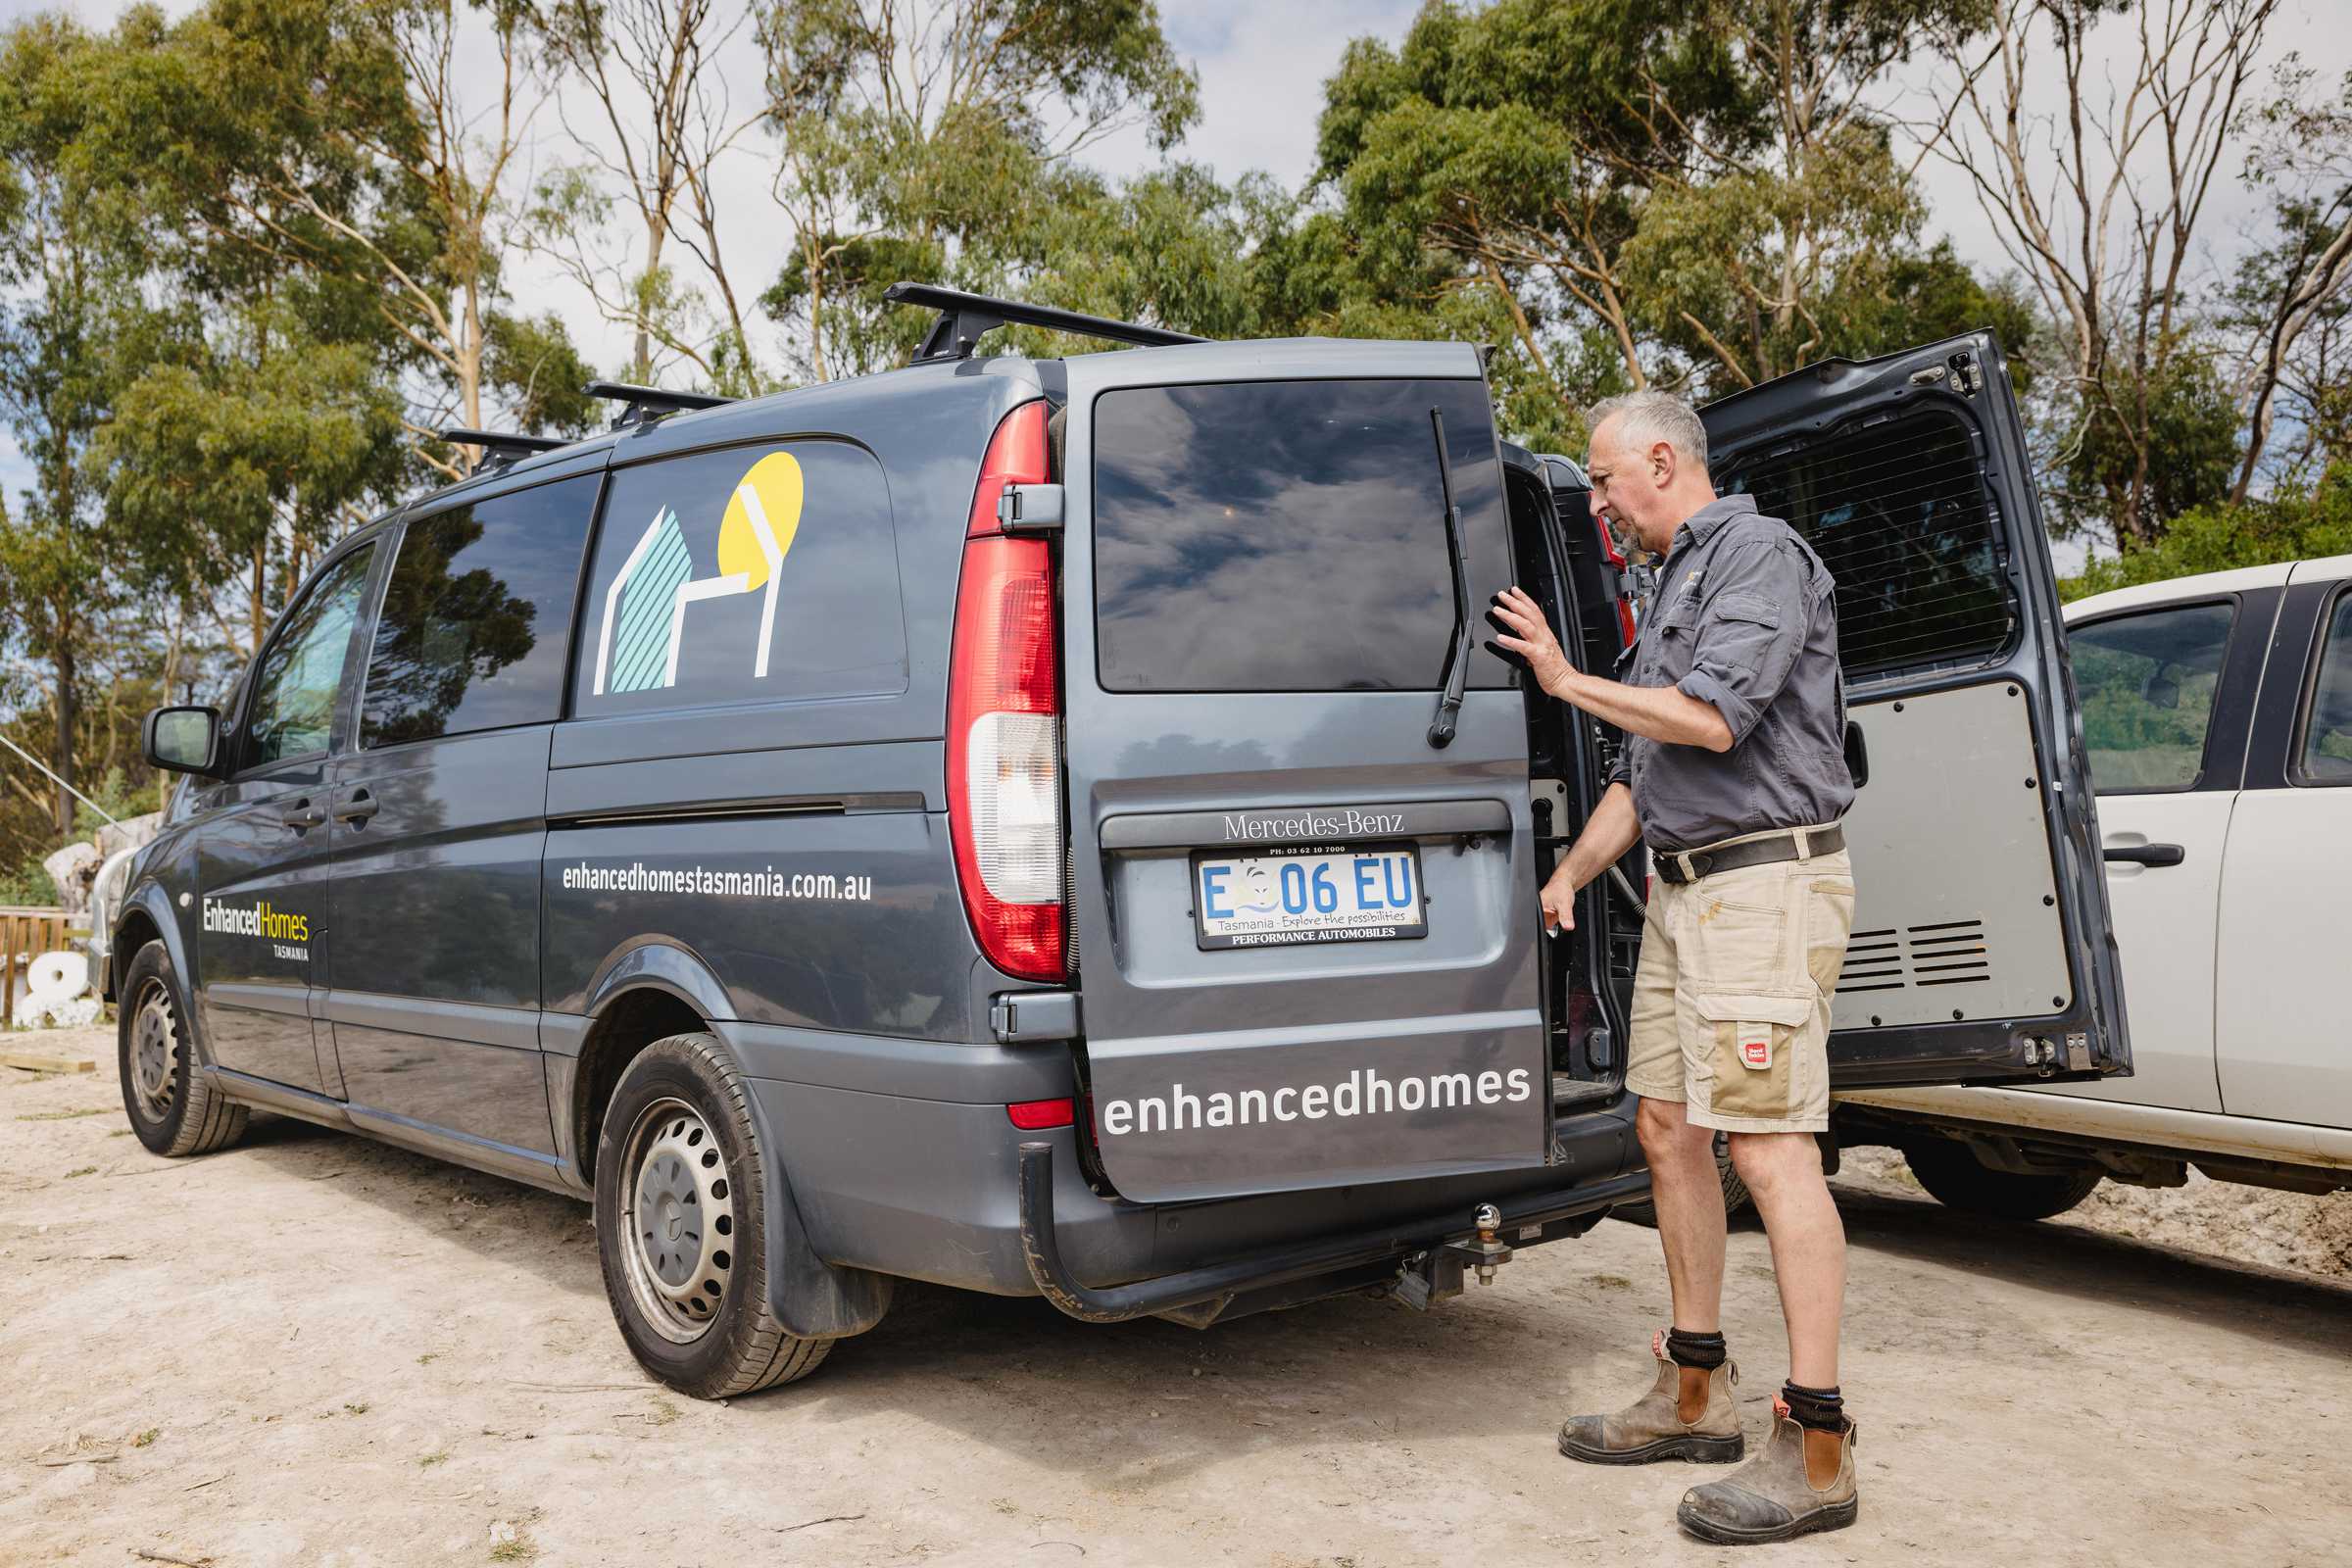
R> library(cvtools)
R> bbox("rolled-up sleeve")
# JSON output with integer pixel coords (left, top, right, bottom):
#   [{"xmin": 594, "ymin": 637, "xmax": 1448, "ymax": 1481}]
[{"xmin": 1676, "ymin": 541, "xmax": 1809, "ymax": 746}]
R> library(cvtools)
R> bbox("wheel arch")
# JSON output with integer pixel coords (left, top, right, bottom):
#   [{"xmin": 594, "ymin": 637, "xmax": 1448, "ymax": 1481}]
[
  {"xmin": 109, "ymin": 885, "xmax": 179, "ymax": 1004},
  {"xmin": 570, "ymin": 979, "xmax": 895, "ymax": 1344}
]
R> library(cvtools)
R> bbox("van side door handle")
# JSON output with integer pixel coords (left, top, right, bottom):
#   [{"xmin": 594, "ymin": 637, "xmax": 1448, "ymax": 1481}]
[
  {"xmin": 277, "ymin": 798, "xmax": 325, "ymax": 831},
  {"xmin": 2103, "ymin": 843, "xmax": 2184, "ymax": 867},
  {"xmin": 333, "ymin": 787, "xmax": 377, "ymax": 826}
]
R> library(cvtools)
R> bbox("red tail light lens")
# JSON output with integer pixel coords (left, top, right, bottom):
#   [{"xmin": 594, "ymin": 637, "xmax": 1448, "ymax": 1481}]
[
  {"xmin": 1006, "ymin": 1097, "xmax": 1075, "ymax": 1130},
  {"xmin": 1592, "ymin": 508, "xmax": 1638, "ymax": 645},
  {"xmin": 948, "ymin": 401, "xmax": 1065, "ymax": 981}
]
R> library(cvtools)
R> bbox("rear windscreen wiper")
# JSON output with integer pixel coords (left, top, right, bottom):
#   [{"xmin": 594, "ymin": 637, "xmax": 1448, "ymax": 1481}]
[{"xmin": 1426, "ymin": 407, "xmax": 1473, "ymax": 749}]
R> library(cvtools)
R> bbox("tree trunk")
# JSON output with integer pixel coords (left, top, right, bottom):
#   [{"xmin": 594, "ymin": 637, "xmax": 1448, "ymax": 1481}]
[{"xmin": 51, "ymin": 630, "xmax": 75, "ymax": 839}]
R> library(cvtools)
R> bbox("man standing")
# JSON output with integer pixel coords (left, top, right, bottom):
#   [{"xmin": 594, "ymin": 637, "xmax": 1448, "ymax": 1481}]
[{"xmin": 1487, "ymin": 390, "xmax": 1860, "ymax": 1545}]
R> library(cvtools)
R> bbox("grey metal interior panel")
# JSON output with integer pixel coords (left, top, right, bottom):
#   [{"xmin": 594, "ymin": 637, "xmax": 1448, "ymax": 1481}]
[{"xmin": 1834, "ymin": 679, "xmax": 2070, "ymax": 1028}]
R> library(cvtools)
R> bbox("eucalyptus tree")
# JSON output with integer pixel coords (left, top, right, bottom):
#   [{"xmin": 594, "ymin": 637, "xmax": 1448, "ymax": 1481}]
[{"xmin": 755, "ymin": 0, "xmax": 1200, "ymax": 380}]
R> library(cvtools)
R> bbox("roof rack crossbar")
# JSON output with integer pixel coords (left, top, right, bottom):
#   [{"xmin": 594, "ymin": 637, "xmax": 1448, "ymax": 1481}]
[
  {"xmin": 883, "ymin": 280, "xmax": 1206, "ymax": 363},
  {"xmin": 583, "ymin": 380, "xmax": 740, "ymax": 428},
  {"xmin": 439, "ymin": 426, "xmax": 568, "ymax": 471}
]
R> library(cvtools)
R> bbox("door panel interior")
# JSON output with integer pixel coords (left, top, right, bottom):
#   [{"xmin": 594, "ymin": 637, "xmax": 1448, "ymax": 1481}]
[{"xmin": 1702, "ymin": 333, "xmax": 2130, "ymax": 1089}]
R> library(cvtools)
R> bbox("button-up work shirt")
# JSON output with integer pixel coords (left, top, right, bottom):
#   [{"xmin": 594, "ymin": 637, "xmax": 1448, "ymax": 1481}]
[{"xmin": 1603, "ymin": 493, "xmax": 1855, "ymax": 853}]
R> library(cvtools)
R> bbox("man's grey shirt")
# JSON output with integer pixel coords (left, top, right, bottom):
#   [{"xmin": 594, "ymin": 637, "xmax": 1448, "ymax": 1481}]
[{"xmin": 1602, "ymin": 492, "xmax": 1855, "ymax": 852}]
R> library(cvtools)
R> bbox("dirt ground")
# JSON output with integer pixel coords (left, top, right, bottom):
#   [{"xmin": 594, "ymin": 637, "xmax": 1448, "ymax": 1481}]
[{"xmin": 6, "ymin": 1024, "xmax": 2349, "ymax": 1568}]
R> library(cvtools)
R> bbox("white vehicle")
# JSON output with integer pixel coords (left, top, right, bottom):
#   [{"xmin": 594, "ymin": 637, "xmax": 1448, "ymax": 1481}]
[{"xmin": 1834, "ymin": 556, "xmax": 2352, "ymax": 1216}]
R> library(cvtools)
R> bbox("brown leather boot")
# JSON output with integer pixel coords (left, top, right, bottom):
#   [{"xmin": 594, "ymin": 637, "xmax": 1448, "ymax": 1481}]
[
  {"xmin": 1557, "ymin": 1329, "xmax": 1744, "ymax": 1465},
  {"xmin": 1675, "ymin": 1396, "xmax": 1859, "ymax": 1544}
]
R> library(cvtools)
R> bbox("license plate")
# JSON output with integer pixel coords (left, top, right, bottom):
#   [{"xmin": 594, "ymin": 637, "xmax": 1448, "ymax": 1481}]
[{"xmin": 1191, "ymin": 843, "xmax": 1427, "ymax": 950}]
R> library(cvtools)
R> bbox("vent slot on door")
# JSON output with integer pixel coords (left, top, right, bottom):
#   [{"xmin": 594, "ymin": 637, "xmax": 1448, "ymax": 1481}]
[{"xmin": 1837, "ymin": 918, "xmax": 1991, "ymax": 995}]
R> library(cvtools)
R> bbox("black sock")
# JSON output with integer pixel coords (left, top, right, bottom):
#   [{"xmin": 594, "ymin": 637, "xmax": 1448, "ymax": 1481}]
[
  {"xmin": 1666, "ymin": 1328, "xmax": 1727, "ymax": 1370},
  {"xmin": 1782, "ymin": 1380, "xmax": 1846, "ymax": 1433}
]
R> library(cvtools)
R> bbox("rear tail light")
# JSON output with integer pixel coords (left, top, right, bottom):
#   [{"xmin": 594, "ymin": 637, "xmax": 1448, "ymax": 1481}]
[
  {"xmin": 948, "ymin": 400, "xmax": 1065, "ymax": 981},
  {"xmin": 1592, "ymin": 509, "xmax": 1638, "ymax": 646},
  {"xmin": 1006, "ymin": 1097, "xmax": 1075, "ymax": 1130}
]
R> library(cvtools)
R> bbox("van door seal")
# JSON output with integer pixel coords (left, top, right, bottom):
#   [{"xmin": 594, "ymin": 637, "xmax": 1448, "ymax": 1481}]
[{"xmin": 1427, "ymin": 407, "xmax": 1474, "ymax": 749}]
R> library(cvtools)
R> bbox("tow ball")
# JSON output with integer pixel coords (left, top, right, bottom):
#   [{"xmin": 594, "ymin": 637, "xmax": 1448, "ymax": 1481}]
[
  {"xmin": 1449, "ymin": 1202, "xmax": 1514, "ymax": 1285},
  {"xmin": 1393, "ymin": 1203, "xmax": 1514, "ymax": 1311}
]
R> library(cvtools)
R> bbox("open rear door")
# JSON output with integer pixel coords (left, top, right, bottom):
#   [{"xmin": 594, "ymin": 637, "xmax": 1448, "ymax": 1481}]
[
  {"xmin": 1056, "ymin": 340, "xmax": 1552, "ymax": 1202},
  {"xmin": 1700, "ymin": 333, "xmax": 2129, "ymax": 1089}
]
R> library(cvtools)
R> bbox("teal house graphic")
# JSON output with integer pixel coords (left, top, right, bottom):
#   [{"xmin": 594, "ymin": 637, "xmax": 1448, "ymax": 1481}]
[{"xmin": 596, "ymin": 507, "xmax": 695, "ymax": 695}]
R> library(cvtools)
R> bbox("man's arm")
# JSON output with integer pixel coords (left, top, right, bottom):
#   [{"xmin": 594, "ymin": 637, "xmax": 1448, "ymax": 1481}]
[
  {"xmin": 1540, "ymin": 781, "xmax": 1641, "ymax": 935},
  {"xmin": 1489, "ymin": 587, "xmax": 1733, "ymax": 751}
]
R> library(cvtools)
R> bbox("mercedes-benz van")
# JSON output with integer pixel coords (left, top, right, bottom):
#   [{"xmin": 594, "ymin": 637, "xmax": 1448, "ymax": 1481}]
[{"xmin": 116, "ymin": 289, "xmax": 2127, "ymax": 1397}]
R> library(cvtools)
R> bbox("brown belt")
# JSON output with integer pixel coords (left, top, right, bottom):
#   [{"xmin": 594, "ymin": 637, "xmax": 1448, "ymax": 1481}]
[{"xmin": 1651, "ymin": 824, "xmax": 1844, "ymax": 886}]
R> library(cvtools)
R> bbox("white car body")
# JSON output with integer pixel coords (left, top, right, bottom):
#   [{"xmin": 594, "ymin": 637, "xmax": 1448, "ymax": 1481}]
[{"xmin": 1838, "ymin": 554, "xmax": 2352, "ymax": 1193}]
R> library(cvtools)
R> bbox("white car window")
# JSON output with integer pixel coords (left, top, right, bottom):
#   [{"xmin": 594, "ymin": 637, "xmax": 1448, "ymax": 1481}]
[
  {"xmin": 2069, "ymin": 601, "xmax": 2234, "ymax": 792},
  {"xmin": 2298, "ymin": 592, "xmax": 2352, "ymax": 786}
]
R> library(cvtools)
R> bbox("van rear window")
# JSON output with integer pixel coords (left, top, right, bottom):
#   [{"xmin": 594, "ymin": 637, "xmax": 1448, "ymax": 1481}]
[
  {"xmin": 1091, "ymin": 378, "xmax": 1512, "ymax": 693},
  {"xmin": 1718, "ymin": 409, "xmax": 2017, "ymax": 678}
]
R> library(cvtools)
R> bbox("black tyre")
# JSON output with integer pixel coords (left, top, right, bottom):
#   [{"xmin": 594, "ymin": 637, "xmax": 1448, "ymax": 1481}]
[
  {"xmin": 1616, "ymin": 1133, "xmax": 1751, "ymax": 1228},
  {"xmin": 118, "ymin": 940, "xmax": 249, "ymax": 1158},
  {"xmin": 1902, "ymin": 1136, "xmax": 2102, "ymax": 1221},
  {"xmin": 594, "ymin": 1032, "xmax": 832, "ymax": 1398}
]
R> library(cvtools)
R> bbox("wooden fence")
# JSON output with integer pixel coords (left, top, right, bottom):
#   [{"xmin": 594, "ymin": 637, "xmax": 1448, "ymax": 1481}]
[{"xmin": 1, "ymin": 906, "xmax": 78, "ymax": 1030}]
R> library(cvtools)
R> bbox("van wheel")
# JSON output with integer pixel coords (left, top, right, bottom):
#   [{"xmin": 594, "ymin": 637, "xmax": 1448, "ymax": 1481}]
[
  {"xmin": 1903, "ymin": 1136, "xmax": 2102, "ymax": 1221},
  {"xmin": 594, "ymin": 1032, "xmax": 831, "ymax": 1398},
  {"xmin": 1615, "ymin": 1134, "xmax": 1750, "ymax": 1228},
  {"xmin": 118, "ymin": 940, "xmax": 248, "ymax": 1157}
]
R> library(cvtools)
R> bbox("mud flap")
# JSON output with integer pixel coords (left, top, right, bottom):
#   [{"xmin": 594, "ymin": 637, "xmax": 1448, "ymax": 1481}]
[{"xmin": 744, "ymin": 1084, "xmax": 893, "ymax": 1339}]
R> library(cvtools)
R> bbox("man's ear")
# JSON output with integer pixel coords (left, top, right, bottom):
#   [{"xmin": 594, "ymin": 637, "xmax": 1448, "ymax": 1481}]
[{"xmin": 1650, "ymin": 440, "xmax": 1677, "ymax": 488}]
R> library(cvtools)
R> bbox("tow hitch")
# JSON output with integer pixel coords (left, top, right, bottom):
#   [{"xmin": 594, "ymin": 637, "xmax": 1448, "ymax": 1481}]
[{"xmin": 1394, "ymin": 1203, "xmax": 1513, "ymax": 1311}]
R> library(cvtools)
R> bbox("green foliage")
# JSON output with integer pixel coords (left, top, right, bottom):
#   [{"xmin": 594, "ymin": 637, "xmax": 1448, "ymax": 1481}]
[
  {"xmin": 483, "ymin": 311, "xmax": 601, "ymax": 437},
  {"xmin": 2052, "ymin": 345, "xmax": 2241, "ymax": 544},
  {"xmin": 97, "ymin": 317, "xmax": 407, "ymax": 604},
  {"xmin": 2063, "ymin": 465, "xmax": 2352, "ymax": 601}
]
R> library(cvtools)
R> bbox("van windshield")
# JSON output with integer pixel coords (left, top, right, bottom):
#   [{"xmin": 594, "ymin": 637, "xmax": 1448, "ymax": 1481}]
[{"xmin": 1091, "ymin": 377, "xmax": 1512, "ymax": 693}]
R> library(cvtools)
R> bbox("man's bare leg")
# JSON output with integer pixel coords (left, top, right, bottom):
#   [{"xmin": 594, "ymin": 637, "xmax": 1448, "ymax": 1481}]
[
  {"xmin": 1637, "ymin": 1095, "xmax": 1728, "ymax": 1332},
  {"xmin": 1557, "ymin": 1094, "xmax": 1745, "ymax": 1465},
  {"xmin": 1726, "ymin": 1131, "xmax": 1844, "ymax": 1387}
]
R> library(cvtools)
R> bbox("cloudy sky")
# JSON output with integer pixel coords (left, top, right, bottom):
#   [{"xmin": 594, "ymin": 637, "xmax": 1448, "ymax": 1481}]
[{"xmin": 0, "ymin": 0, "xmax": 2344, "ymax": 538}]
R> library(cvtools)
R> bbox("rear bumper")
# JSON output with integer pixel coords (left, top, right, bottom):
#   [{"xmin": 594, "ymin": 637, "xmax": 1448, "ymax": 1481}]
[
  {"xmin": 1016, "ymin": 1139, "xmax": 1654, "ymax": 1322},
  {"xmin": 738, "ymin": 1042, "xmax": 1637, "ymax": 1298}
]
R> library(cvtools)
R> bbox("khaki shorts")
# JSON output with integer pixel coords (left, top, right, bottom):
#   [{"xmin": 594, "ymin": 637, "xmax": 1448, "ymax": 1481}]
[{"xmin": 1624, "ymin": 827, "xmax": 1856, "ymax": 1134}]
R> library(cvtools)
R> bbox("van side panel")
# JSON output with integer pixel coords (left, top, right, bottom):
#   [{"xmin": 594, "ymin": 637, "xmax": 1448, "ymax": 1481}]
[{"xmin": 540, "ymin": 367, "xmax": 1043, "ymax": 1057}]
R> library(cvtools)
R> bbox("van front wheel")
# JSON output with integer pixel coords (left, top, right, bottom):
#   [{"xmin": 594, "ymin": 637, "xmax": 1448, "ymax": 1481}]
[{"xmin": 594, "ymin": 1033, "xmax": 831, "ymax": 1398}]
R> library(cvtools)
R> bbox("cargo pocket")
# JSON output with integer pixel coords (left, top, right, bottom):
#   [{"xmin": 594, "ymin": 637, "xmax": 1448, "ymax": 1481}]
[{"xmin": 1695, "ymin": 992, "xmax": 1815, "ymax": 1122}]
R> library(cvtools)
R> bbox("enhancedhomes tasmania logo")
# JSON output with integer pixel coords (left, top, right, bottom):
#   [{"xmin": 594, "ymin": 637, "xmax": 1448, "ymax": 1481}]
[{"xmin": 202, "ymin": 896, "xmax": 309, "ymax": 943}]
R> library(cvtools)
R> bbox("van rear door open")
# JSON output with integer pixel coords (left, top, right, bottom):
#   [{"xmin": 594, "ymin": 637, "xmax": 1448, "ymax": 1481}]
[
  {"xmin": 1057, "ymin": 343, "xmax": 1552, "ymax": 1203},
  {"xmin": 1701, "ymin": 333, "xmax": 2131, "ymax": 1089}
]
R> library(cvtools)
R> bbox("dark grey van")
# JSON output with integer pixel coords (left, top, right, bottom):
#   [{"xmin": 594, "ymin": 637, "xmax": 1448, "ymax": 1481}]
[{"xmin": 115, "ymin": 289, "xmax": 2128, "ymax": 1397}]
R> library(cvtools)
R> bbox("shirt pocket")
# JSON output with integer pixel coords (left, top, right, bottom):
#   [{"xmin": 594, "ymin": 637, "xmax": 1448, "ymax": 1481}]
[{"xmin": 1706, "ymin": 591, "xmax": 1790, "ymax": 681}]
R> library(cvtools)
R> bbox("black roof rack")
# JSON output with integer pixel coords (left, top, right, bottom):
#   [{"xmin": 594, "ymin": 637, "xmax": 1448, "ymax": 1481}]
[
  {"xmin": 583, "ymin": 380, "xmax": 740, "ymax": 428},
  {"xmin": 883, "ymin": 280, "xmax": 1206, "ymax": 364},
  {"xmin": 440, "ymin": 426, "xmax": 568, "ymax": 472}
]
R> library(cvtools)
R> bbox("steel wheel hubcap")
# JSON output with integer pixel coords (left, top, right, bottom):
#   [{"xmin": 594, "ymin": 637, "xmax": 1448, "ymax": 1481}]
[
  {"xmin": 129, "ymin": 980, "xmax": 180, "ymax": 1121},
  {"xmin": 619, "ymin": 1099, "xmax": 737, "ymax": 1344}
]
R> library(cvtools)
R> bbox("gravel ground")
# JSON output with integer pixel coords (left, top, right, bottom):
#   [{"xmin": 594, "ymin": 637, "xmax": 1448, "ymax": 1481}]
[{"xmin": 5, "ymin": 1023, "xmax": 2349, "ymax": 1567}]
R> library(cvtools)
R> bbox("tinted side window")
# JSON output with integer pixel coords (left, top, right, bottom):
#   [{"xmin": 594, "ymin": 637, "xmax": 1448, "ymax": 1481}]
[
  {"xmin": 1719, "ymin": 410, "xmax": 2016, "ymax": 677},
  {"xmin": 2068, "ymin": 602, "xmax": 2235, "ymax": 792},
  {"xmin": 242, "ymin": 544, "xmax": 375, "ymax": 768},
  {"xmin": 571, "ymin": 441, "xmax": 906, "ymax": 715},
  {"xmin": 1092, "ymin": 377, "xmax": 1513, "ymax": 693},
  {"xmin": 2296, "ymin": 590, "xmax": 2352, "ymax": 786},
  {"xmin": 362, "ymin": 476, "xmax": 599, "ymax": 748}
]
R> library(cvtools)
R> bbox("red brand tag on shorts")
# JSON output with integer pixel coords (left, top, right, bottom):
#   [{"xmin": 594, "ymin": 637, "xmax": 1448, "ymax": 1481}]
[{"xmin": 1740, "ymin": 1027, "xmax": 1772, "ymax": 1070}]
